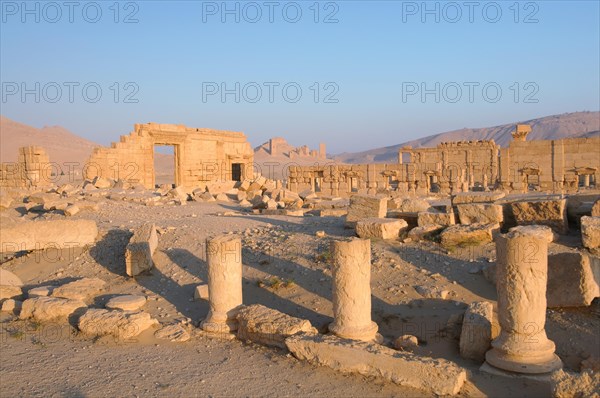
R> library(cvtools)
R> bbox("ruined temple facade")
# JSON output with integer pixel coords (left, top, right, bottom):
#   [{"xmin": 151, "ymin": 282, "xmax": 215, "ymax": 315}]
[
  {"xmin": 85, "ymin": 123, "xmax": 254, "ymax": 189},
  {"xmin": 287, "ymin": 125, "xmax": 600, "ymax": 197}
]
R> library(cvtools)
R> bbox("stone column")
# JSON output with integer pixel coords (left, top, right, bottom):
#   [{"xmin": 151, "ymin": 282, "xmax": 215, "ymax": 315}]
[
  {"xmin": 201, "ymin": 235, "xmax": 243, "ymax": 333},
  {"xmin": 485, "ymin": 226, "xmax": 562, "ymax": 374},
  {"xmin": 583, "ymin": 174, "xmax": 590, "ymax": 188},
  {"xmin": 328, "ymin": 238, "xmax": 378, "ymax": 341}
]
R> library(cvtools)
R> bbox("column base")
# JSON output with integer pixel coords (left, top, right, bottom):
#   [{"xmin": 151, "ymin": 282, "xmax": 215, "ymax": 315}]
[
  {"xmin": 200, "ymin": 317, "xmax": 238, "ymax": 334},
  {"xmin": 485, "ymin": 348, "xmax": 563, "ymax": 374},
  {"xmin": 328, "ymin": 321, "xmax": 379, "ymax": 342}
]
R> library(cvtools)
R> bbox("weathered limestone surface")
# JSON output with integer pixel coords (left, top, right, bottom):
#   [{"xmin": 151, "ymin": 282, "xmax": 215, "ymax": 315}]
[
  {"xmin": 486, "ymin": 226, "xmax": 562, "ymax": 374},
  {"xmin": 460, "ymin": 301, "xmax": 498, "ymax": 362},
  {"xmin": 78, "ymin": 308, "xmax": 158, "ymax": 339},
  {"xmin": 194, "ymin": 284, "xmax": 209, "ymax": 300},
  {"xmin": 285, "ymin": 334, "xmax": 467, "ymax": 396},
  {"xmin": 581, "ymin": 216, "xmax": 600, "ymax": 253},
  {"xmin": 201, "ymin": 235, "xmax": 243, "ymax": 333},
  {"xmin": 509, "ymin": 224, "xmax": 555, "ymax": 243},
  {"xmin": 345, "ymin": 195, "xmax": 387, "ymax": 227},
  {"xmin": 0, "ymin": 285, "xmax": 22, "ymax": 301},
  {"xmin": 0, "ymin": 269, "xmax": 22, "ymax": 287},
  {"xmin": 547, "ymin": 252, "xmax": 600, "ymax": 307},
  {"xmin": 551, "ymin": 369, "xmax": 600, "ymax": 398},
  {"xmin": 125, "ymin": 223, "xmax": 158, "ymax": 276},
  {"xmin": 417, "ymin": 210, "xmax": 455, "ymax": 227},
  {"xmin": 1, "ymin": 299, "xmax": 22, "ymax": 314},
  {"xmin": 388, "ymin": 197, "xmax": 430, "ymax": 212},
  {"xmin": 393, "ymin": 335, "xmax": 419, "ymax": 351},
  {"xmin": 20, "ymin": 297, "xmax": 86, "ymax": 321},
  {"xmin": 105, "ymin": 295, "xmax": 147, "ymax": 311},
  {"xmin": 457, "ymin": 204, "xmax": 503, "ymax": 225},
  {"xmin": 27, "ymin": 285, "xmax": 55, "ymax": 298},
  {"xmin": 329, "ymin": 238, "xmax": 378, "ymax": 341},
  {"xmin": 154, "ymin": 324, "xmax": 190, "ymax": 342},
  {"xmin": 592, "ymin": 199, "xmax": 600, "ymax": 217},
  {"xmin": 355, "ymin": 218, "xmax": 408, "ymax": 240},
  {"xmin": 319, "ymin": 208, "xmax": 348, "ymax": 217},
  {"xmin": 407, "ymin": 225, "xmax": 443, "ymax": 241},
  {"xmin": 236, "ymin": 304, "xmax": 317, "ymax": 349},
  {"xmin": 510, "ymin": 199, "xmax": 568, "ymax": 234},
  {"xmin": 440, "ymin": 223, "xmax": 499, "ymax": 249},
  {"xmin": 0, "ymin": 219, "xmax": 98, "ymax": 252},
  {"xmin": 452, "ymin": 192, "xmax": 505, "ymax": 205},
  {"xmin": 52, "ymin": 278, "xmax": 106, "ymax": 301}
]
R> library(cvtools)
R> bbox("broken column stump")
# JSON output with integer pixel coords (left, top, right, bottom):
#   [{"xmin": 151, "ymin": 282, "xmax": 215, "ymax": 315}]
[
  {"xmin": 485, "ymin": 225, "xmax": 563, "ymax": 374},
  {"xmin": 201, "ymin": 235, "xmax": 243, "ymax": 334},
  {"xmin": 328, "ymin": 238, "xmax": 378, "ymax": 342}
]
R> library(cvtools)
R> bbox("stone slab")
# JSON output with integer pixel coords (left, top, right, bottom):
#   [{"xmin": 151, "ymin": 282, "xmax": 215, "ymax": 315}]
[
  {"xmin": 236, "ymin": 304, "xmax": 317, "ymax": 349},
  {"xmin": 285, "ymin": 333, "xmax": 467, "ymax": 396}
]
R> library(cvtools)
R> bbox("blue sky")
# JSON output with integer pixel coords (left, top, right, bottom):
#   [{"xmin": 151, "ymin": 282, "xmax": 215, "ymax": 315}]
[{"xmin": 1, "ymin": 0, "xmax": 599, "ymax": 153}]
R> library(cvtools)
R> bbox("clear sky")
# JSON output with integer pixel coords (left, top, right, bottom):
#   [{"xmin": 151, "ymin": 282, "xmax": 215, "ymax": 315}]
[{"xmin": 1, "ymin": 0, "xmax": 599, "ymax": 153}]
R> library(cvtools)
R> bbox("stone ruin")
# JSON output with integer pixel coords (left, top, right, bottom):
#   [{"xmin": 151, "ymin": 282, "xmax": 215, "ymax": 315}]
[
  {"xmin": 85, "ymin": 123, "xmax": 254, "ymax": 189},
  {"xmin": 1, "ymin": 122, "xmax": 599, "ymax": 396},
  {"xmin": 287, "ymin": 125, "xmax": 600, "ymax": 197},
  {"xmin": 255, "ymin": 136, "xmax": 326, "ymax": 160},
  {"xmin": 0, "ymin": 146, "xmax": 52, "ymax": 189}
]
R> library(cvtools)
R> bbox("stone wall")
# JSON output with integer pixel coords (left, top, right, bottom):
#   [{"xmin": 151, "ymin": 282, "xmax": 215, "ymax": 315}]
[
  {"xmin": 0, "ymin": 146, "xmax": 52, "ymax": 188},
  {"xmin": 85, "ymin": 123, "xmax": 254, "ymax": 189},
  {"xmin": 287, "ymin": 125, "xmax": 600, "ymax": 197}
]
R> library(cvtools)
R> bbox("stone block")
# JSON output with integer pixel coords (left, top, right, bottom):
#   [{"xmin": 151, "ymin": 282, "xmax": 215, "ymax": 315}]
[
  {"xmin": 20, "ymin": 297, "xmax": 86, "ymax": 321},
  {"xmin": 52, "ymin": 277, "xmax": 106, "ymax": 301},
  {"xmin": 356, "ymin": 218, "xmax": 408, "ymax": 240},
  {"xmin": 78, "ymin": 308, "xmax": 158, "ymax": 339},
  {"xmin": 592, "ymin": 199, "xmax": 600, "ymax": 217},
  {"xmin": 452, "ymin": 191, "xmax": 505, "ymax": 205},
  {"xmin": 105, "ymin": 295, "xmax": 147, "ymax": 311},
  {"xmin": 407, "ymin": 225, "xmax": 443, "ymax": 241},
  {"xmin": 0, "ymin": 285, "xmax": 22, "ymax": 301},
  {"xmin": 125, "ymin": 223, "xmax": 158, "ymax": 276},
  {"xmin": 417, "ymin": 210, "xmax": 455, "ymax": 227},
  {"xmin": 345, "ymin": 195, "xmax": 387, "ymax": 227},
  {"xmin": 388, "ymin": 197, "xmax": 430, "ymax": 212},
  {"xmin": 236, "ymin": 304, "xmax": 317, "ymax": 349},
  {"xmin": 510, "ymin": 199, "xmax": 568, "ymax": 234},
  {"xmin": 457, "ymin": 204, "xmax": 503, "ymax": 225},
  {"xmin": 0, "ymin": 269, "xmax": 22, "ymax": 287},
  {"xmin": 440, "ymin": 223, "xmax": 499, "ymax": 249},
  {"xmin": 386, "ymin": 211, "xmax": 419, "ymax": 229},
  {"xmin": 459, "ymin": 301, "xmax": 498, "ymax": 362},
  {"xmin": 581, "ymin": 216, "xmax": 600, "ymax": 253},
  {"xmin": 194, "ymin": 284, "xmax": 209, "ymax": 300},
  {"xmin": 319, "ymin": 209, "xmax": 348, "ymax": 217},
  {"xmin": 0, "ymin": 219, "xmax": 98, "ymax": 253},
  {"xmin": 285, "ymin": 334, "xmax": 467, "ymax": 396},
  {"xmin": 547, "ymin": 252, "xmax": 599, "ymax": 307}
]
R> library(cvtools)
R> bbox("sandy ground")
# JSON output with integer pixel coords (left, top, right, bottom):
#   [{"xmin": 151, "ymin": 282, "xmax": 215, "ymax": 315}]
[{"xmin": 1, "ymin": 198, "xmax": 598, "ymax": 397}]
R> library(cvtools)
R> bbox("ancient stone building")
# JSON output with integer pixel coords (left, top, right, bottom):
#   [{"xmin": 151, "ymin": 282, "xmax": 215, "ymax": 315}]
[
  {"xmin": 287, "ymin": 125, "xmax": 600, "ymax": 197},
  {"xmin": 85, "ymin": 123, "xmax": 254, "ymax": 189},
  {"xmin": 261, "ymin": 137, "xmax": 326, "ymax": 159},
  {"xmin": 0, "ymin": 146, "xmax": 53, "ymax": 188}
]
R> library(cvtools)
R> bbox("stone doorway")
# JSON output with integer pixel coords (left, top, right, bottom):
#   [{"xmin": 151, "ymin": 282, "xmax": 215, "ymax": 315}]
[
  {"xmin": 153, "ymin": 144, "xmax": 181, "ymax": 188},
  {"xmin": 231, "ymin": 163, "xmax": 243, "ymax": 182}
]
